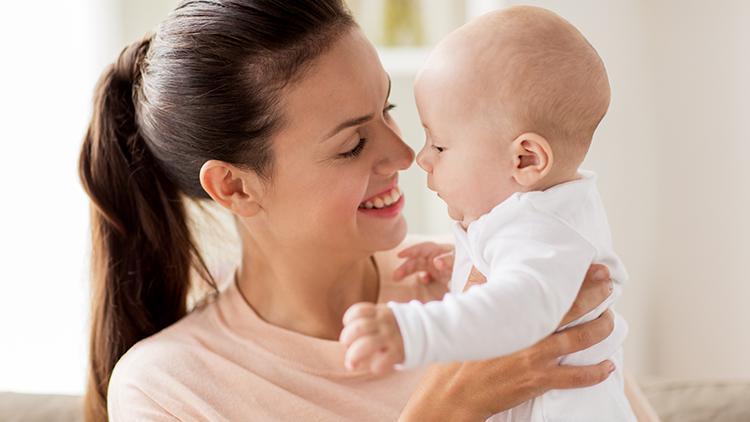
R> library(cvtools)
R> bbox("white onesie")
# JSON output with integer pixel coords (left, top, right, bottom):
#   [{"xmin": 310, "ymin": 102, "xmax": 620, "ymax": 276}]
[{"xmin": 388, "ymin": 170, "xmax": 635, "ymax": 422}]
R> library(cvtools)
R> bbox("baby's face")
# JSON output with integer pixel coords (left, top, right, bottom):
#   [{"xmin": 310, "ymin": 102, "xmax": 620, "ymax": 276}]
[
  {"xmin": 413, "ymin": 7, "xmax": 609, "ymax": 229},
  {"xmin": 414, "ymin": 54, "xmax": 519, "ymax": 227}
]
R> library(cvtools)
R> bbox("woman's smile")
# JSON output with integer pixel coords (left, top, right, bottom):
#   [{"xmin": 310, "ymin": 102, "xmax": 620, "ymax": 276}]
[
  {"xmin": 358, "ymin": 173, "xmax": 404, "ymax": 218},
  {"xmin": 358, "ymin": 176, "xmax": 405, "ymax": 218},
  {"xmin": 358, "ymin": 192, "xmax": 405, "ymax": 218}
]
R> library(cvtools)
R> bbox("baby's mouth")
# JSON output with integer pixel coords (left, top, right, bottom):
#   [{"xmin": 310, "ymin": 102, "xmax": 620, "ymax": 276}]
[{"xmin": 359, "ymin": 186, "xmax": 402, "ymax": 209}]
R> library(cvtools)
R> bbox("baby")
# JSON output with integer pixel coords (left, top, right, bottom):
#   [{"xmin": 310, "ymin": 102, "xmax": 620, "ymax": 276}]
[{"xmin": 340, "ymin": 6, "xmax": 635, "ymax": 422}]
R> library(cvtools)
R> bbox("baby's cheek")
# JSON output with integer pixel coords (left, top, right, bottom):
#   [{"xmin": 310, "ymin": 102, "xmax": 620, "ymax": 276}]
[{"xmin": 449, "ymin": 179, "xmax": 472, "ymax": 207}]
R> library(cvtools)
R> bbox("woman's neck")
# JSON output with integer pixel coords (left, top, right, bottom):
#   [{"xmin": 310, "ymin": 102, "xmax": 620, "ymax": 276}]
[{"xmin": 235, "ymin": 234, "xmax": 379, "ymax": 341}]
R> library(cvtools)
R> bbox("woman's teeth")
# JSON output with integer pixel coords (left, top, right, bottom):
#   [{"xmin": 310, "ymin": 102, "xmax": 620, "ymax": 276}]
[{"xmin": 361, "ymin": 187, "xmax": 401, "ymax": 209}]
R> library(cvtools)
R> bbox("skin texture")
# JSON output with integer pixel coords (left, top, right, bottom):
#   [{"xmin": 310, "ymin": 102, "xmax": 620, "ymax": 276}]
[
  {"xmin": 341, "ymin": 5, "xmax": 614, "ymax": 375},
  {"xmin": 198, "ymin": 21, "xmax": 655, "ymax": 420}
]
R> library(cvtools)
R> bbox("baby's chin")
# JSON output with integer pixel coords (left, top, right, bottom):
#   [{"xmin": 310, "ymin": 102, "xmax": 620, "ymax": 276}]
[
  {"xmin": 446, "ymin": 206, "xmax": 480, "ymax": 230},
  {"xmin": 446, "ymin": 205, "xmax": 465, "ymax": 225}
]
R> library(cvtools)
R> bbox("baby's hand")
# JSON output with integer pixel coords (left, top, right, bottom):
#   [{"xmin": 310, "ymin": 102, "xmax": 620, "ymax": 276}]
[
  {"xmin": 393, "ymin": 241, "xmax": 454, "ymax": 285},
  {"xmin": 339, "ymin": 302, "xmax": 404, "ymax": 375}
]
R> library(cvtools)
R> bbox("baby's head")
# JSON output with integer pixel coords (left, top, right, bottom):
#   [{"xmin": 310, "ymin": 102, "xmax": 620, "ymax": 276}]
[{"xmin": 414, "ymin": 6, "xmax": 610, "ymax": 227}]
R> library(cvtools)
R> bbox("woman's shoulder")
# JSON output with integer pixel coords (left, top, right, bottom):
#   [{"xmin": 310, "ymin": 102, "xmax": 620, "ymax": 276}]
[
  {"xmin": 107, "ymin": 299, "xmax": 223, "ymax": 410},
  {"xmin": 110, "ymin": 265, "xmax": 240, "ymax": 373},
  {"xmin": 109, "ymin": 316, "xmax": 200, "ymax": 377},
  {"xmin": 112, "ymin": 316, "xmax": 202, "ymax": 367}
]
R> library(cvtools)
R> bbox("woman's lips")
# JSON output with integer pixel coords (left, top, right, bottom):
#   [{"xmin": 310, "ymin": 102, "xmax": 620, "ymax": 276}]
[
  {"xmin": 359, "ymin": 186, "xmax": 402, "ymax": 209},
  {"xmin": 361, "ymin": 176, "xmax": 399, "ymax": 204},
  {"xmin": 357, "ymin": 193, "xmax": 405, "ymax": 218},
  {"xmin": 358, "ymin": 175, "xmax": 403, "ymax": 217}
]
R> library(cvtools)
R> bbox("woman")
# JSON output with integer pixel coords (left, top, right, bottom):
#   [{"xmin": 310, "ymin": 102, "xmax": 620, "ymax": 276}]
[{"xmin": 79, "ymin": 0, "xmax": 653, "ymax": 420}]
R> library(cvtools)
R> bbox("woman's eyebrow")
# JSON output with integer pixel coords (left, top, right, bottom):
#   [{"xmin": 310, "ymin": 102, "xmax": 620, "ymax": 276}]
[
  {"xmin": 324, "ymin": 114, "xmax": 374, "ymax": 141},
  {"xmin": 321, "ymin": 75, "xmax": 393, "ymax": 142}
]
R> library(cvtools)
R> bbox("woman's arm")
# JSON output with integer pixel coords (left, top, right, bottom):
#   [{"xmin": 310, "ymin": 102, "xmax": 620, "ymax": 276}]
[
  {"xmin": 399, "ymin": 264, "xmax": 619, "ymax": 421},
  {"xmin": 400, "ymin": 312, "xmax": 616, "ymax": 421}
]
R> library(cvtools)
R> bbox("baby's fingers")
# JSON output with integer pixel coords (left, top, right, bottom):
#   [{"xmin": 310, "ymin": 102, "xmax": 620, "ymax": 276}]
[
  {"xmin": 342, "ymin": 302, "xmax": 376, "ymax": 325},
  {"xmin": 432, "ymin": 251, "xmax": 454, "ymax": 272},
  {"xmin": 339, "ymin": 318, "xmax": 377, "ymax": 347},
  {"xmin": 369, "ymin": 349, "xmax": 398, "ymax": 375},
  {"xmin": 393, "ymin": 256, "xmax": 430, "ymax": 281},
  {"xmin": 397, "ymin": 242, "xmax": 435, "ymax": 259},
  {"xmin": 345, "ymin": 335, "xmax": 382, "ymax": 371},
  {"xmin": 394, "ymin": 257, "xmax": 422, "ymax": 281}
]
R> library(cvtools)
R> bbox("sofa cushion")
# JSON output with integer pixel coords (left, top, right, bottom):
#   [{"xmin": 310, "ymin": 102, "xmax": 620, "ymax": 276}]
[
  {"xmin": 0, "ymin": 392, "xmax": 82, "ymax": 422},
  {"xmin": 641, "ymin": 378, "xmax": 750, "ymax": 422}
]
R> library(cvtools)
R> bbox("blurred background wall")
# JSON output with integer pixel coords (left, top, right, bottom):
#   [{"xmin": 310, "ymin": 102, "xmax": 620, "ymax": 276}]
[{"xmin": 1, "ymin": 0, "xmax": 747, "ymax": 395}]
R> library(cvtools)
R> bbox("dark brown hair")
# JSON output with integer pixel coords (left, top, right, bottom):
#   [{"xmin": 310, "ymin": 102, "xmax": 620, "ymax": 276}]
[{"xmin": 78, "ymin": 1, "xmax": 354, "ymax": 420}]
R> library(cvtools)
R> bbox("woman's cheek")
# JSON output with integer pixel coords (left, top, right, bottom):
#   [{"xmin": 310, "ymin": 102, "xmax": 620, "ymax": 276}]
[{"xmin": 322, "ymin": 185, "xmax": 363, "ymax": 220}]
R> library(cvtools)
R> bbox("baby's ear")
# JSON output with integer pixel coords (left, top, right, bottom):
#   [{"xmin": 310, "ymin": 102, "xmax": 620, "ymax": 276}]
[{"xmin": 510, "ymin": 132, "xmax": 554, "ymax": 187}]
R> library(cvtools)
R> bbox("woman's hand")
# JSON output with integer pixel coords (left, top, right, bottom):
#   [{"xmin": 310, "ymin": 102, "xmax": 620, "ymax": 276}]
[{"xmin": 399, "ymin": 264, "xmax": 615, "ymax": 421}]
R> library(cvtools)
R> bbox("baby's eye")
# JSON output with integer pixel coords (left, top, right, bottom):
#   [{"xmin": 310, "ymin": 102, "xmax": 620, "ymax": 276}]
[{"xmin": 432, "ymin": 145, "xmax": 445, "ymax": 153}]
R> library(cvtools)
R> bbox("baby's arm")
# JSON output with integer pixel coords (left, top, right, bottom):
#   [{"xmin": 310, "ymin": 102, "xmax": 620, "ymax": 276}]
[{"xmin": 390, "ymin": 214, "xmax": 597, "ymax": 369}]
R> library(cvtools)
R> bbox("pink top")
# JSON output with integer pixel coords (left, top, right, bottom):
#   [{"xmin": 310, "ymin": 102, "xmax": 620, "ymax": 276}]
[{"xmin": 107, "ymin": 239, "xmax": 446, "ymax": 421}]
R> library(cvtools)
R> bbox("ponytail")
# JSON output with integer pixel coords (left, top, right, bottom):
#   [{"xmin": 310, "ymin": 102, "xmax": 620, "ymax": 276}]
[
  {"xmin": 78, "ymin": 1, "xmax": 356, "ymax": 419},
  {"xmin": 78, "ymin": 35, "xmax": 214, "ymax": 421}
]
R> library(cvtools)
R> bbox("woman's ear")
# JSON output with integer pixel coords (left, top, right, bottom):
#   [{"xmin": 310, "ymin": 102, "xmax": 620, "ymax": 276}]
[
  {"xmin": 510, "ymin": 132, "xmax": 554, "ymax": 187},
  {"xmin": 199, "ymin": 160, "xmax": 264, "ymax": 217}
]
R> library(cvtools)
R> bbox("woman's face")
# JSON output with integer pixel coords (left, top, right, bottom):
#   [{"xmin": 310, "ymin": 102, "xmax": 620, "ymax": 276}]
[{"xmin": 255, "ymin": 27, "xmax": 414, "ymax": 256}]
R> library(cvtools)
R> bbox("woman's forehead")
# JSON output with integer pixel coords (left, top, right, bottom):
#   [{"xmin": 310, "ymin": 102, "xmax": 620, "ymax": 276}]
[{"xmin": 278, "ymin": 28, "xmax": 388, "ymax": 142}]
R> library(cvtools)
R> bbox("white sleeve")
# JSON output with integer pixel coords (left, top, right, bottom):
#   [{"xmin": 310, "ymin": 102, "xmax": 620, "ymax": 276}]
[
  {"xmin": 448, "ymin": 224, "xmax": 473, "ymax": 294},
  {"xmin": 389, "ymin": 212, "xmax": 596, "ymax": 368}
]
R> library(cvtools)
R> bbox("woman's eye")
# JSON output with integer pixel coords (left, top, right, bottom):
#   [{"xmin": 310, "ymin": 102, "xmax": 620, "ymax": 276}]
[
  {"xmin": 337, "ymin": 104, "xmax": 394, "ymax": 160},
  {"xmin": 339, "ymin": 138, "xmax": 368, "ymax": 158}
]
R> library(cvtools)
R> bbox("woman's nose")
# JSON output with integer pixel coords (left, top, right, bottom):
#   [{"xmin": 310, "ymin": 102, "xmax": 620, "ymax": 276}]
[{"xmin": 373, "ymin": 125, "xmax": 415, "ymax": 176}]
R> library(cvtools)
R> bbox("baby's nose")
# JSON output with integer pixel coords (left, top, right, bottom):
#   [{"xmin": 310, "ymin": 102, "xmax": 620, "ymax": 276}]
[{"xmin": 416, "ymin": 147, "xmax": 431, "ymax": 173}]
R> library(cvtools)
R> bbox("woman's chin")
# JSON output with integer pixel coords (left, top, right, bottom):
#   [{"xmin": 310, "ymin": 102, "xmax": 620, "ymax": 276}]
[{"xmin": 361, "ymin": 214, "xmax": 408, "ymax": 252}]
